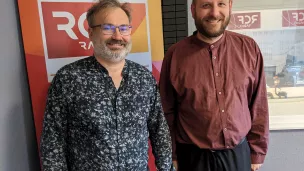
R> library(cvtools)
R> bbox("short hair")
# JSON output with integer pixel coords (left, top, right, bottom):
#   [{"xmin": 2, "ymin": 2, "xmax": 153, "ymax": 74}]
[
  {"xmin": 193, "ymin": 0, "xmax": 231, "ymax": 5},
  {"xmin": 86, "ymin": 0, "xmax": 132, "ymax": 27}
]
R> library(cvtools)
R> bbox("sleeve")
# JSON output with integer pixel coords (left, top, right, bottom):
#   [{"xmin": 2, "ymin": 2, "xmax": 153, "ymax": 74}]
[
  {"xmin": 246, "ymin": 42, "xmax": 270, "ymax": 164},
  {"xmin": 40, "ymin": 72, "xmax": 69, "ymax": 171},
  {"xmin": 147, "ymin": 80, "xmax": 175, "ymax": 171},
  {"xmin": 159, "ymin": 47, "xmax": 178, "ymax": 161}
]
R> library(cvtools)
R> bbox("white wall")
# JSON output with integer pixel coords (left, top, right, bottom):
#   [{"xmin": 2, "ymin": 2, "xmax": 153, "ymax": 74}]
[
  {"xmin": 187, "ymin": 0, "xmax": 304, "ymax": 171},
  {"xmin": 0, "ymin": 0, "xmax": 40, "ymax": 170}
]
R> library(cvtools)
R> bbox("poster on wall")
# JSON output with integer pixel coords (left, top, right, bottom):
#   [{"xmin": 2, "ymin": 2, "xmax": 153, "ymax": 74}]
[
  {"xmin": 38, "ymin": 0, "xmax": 153, "ymax": 82},
  {"xmin": 227, "ymin": 9, "xmax": 304, "ymax": 130},
  {"xmin": 17, "ymin": 0, "xmax": 164, "ymax": 169}
]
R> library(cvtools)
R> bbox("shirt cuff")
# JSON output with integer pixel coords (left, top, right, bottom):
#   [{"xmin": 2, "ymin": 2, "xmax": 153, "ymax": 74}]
[
  {"xmin": 251, "ymin": 153, "xmax": 266, "ymax": 164},
  {"xmin": 172, "ymin": 155, "xmax": 177, "ymax": 161}
]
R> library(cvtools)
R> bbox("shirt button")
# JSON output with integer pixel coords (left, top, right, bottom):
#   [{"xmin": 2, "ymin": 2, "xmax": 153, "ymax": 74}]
[
  {"xmin": 218, "ymin": 91, "xmax": 222, "ymax": 95},
  {"xmin": 216, "ymin": 73, "xmax": 219, "ymax": 76},
  {"xmin": 224, "ymin": 128, "xmax": 227, "ymax": 131},
  {"xmin": 221, "ymin": 110, "xmax": 225, "ymax": 113},
  {"xmin": 213, "ymin": 56, "xmax": 217, "ymax": 59},
  {"xmin": 226, "ymin": 146, "xmax": 230, "ymax": 148}
]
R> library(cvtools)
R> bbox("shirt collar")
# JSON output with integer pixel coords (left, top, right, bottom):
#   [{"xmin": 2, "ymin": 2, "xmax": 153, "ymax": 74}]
[
  {"xmin": 191, "ymin": 30, "xmax": 226, "ymax": 49},
  {"xmin": 91, "ymin": 56, "xmax": 129, "ymax": 77}
]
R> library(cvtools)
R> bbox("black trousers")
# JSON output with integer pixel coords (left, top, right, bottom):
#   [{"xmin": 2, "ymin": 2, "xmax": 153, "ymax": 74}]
[{"xmin": 176, "ymin": 139, "xmax": 251, "ymax": 171}]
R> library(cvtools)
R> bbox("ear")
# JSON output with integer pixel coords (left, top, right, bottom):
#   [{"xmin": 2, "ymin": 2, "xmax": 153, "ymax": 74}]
[
  {"xmin": 88, "ymin": 27, "xmax": 94, "ymax": 41},
  {"xmin": 191, "ymin": 3, "xmax": 196, "ymax": 19},
  {"xmin": 229, "ymin": 0, "xmax": 233, "ymax": 12}
]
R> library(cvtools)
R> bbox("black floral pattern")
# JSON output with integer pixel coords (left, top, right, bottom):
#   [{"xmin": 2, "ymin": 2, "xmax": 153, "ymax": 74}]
[{"xmin": 40, "ymin": 56, "xmax": 173, "ymax": 171}]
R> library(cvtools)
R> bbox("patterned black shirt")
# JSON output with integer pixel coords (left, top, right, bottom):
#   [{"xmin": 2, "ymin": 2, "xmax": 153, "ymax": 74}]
[{"xmin": 40, "ymin": 56, "xmax": 173, "ymax": 171}]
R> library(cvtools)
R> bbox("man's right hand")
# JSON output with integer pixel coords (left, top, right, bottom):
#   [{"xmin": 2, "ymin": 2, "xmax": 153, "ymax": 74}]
[{"xmin": 173, "ymin": 160, "xmax": 178, "ymax": 171}]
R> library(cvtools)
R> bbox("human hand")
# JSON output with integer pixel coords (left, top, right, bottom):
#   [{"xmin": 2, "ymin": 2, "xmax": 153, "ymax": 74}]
[
  {"xmin": 173, "ymin": 160, "xmax": 178, "ymax": 171},
  {"xmin": 251, "ymin": 164, "xmax": 262, "ymax": 171}
]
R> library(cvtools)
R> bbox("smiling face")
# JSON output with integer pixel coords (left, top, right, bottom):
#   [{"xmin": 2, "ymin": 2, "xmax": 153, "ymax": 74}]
[
  {"xmin": 191, "ymin": 0, "xmax": 232, "ymax": 39},
  {"xmin": 88, "ymin": 7, "xmax": 132, "ymax": 63}
]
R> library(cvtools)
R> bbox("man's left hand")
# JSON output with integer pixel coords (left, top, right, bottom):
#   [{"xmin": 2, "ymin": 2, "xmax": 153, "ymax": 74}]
[{"xmin": 251, "ymin": 164, "xmax": 262, "ymax": 171}]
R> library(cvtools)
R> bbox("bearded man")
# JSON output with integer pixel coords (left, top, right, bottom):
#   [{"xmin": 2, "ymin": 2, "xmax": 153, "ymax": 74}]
[{"xmin": 159, "ymin": 0, "xmax": 269, "ymax": 171}]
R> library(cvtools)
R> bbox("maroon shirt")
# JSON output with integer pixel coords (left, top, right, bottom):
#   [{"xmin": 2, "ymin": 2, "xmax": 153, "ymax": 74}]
[{"xmin": 159, "ymin": 31, "xmax": 269, "ymax": 164}]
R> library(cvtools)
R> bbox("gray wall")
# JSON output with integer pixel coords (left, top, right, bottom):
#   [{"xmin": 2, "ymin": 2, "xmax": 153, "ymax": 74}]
[
  {"xmin": 262, "ymin": 131, "xmax": 304, "ymax": 171},
  {"xmin": 0, "ymin": 0, "xmax": 40, "ymax": 170},
  {"xmin": 187, "ymin": 0, "xmax": 304, "ymax": 171}
]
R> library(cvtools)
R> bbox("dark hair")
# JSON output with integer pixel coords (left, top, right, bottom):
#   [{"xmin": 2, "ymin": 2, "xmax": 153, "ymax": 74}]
[{"xmin": 86, "ymin": 0, "xmax": 132, "ymax": 27}]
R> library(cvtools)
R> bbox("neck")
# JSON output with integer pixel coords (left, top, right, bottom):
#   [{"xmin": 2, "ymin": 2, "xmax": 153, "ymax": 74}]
[
  {"xmin": 196, "ymin": 32, "xmax": 224, "ymax": 44},
  {"xmin": 95, "ymin": 56, "xmax": 125, "ymax": 76}
]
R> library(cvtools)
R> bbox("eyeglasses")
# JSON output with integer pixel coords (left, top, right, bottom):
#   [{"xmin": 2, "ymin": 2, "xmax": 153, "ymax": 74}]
[{"xmin": 91, "ymin": 24, "xmax": 132, "ymax": 36}]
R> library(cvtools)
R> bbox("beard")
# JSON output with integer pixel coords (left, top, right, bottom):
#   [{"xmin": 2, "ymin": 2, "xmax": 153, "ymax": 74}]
[
  {"xmin": 194, "ymin": 12, "xmax": 231, "ymax": 38},
  {"xmin": 92, "ymin": 38, "xmax": 132, "ymax": 63}
]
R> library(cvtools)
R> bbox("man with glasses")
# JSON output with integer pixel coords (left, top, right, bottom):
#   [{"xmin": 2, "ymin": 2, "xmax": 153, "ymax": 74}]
[{"xmin": 40, "ymin": 0, "xmax": 174, "ymax": 170}]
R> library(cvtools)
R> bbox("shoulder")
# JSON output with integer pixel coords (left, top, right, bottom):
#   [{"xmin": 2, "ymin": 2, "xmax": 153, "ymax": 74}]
[
  {"xmin": 127, "ymin": 60, "xmax": 156, "ymax": 83},
  {"xmin": 163, "ymin": 36, "xmax": 194, "ymax": 63},
  {"xmin": 56, "ymin": 56, "xmax": 93, "ymax": 75},
  {"xmin": 225, "ymin": 31, "xmax": 258, "ymax": 47},
  {"xmin": 52, "ymin": 56, "xmax": 93, "ymax": 83},
  {"xmin": 126, "ymin": 60, "xmax": 158, "ymax": 94},
  {"xmin": 167, "ymin": 36, "xmax": 193, "ymax": 53}
]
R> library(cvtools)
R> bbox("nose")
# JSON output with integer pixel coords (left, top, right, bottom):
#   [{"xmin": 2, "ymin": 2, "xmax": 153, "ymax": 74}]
[
  {"xmin": 209, "ymin": 5, "xmax": 220, "ymax": 18},
  {"xmin": 111, "ymin": 28, "xmax": 123, "ymax": 40}
]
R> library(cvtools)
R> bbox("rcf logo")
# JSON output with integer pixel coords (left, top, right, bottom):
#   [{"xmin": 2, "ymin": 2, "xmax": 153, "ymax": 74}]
[
  {"xmin": 282, "ymin": 10, "xmax": 304, "ymax": 27},
  {"xmin": 40, "ymin": 2, "xmax": 94, "ymax": 58},
  {"xmin": 228, "ymin": 12, "xmax": 261, "ymax": 30}
]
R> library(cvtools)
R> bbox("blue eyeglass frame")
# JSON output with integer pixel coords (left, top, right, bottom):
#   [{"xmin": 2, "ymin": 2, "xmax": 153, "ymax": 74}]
[{"xmin": 91, "ymin": 24, "xmax": 132, "ymax": 35}]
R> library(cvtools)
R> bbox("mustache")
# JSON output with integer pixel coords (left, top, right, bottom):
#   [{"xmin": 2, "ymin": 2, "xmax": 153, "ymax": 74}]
[
  {"xmin": 105, "ymin": 39, "xmax": 127, "ymax": 45},
  {"xmin": 204, "ymin": 16, "xmax": 223, "ymax": 21}
]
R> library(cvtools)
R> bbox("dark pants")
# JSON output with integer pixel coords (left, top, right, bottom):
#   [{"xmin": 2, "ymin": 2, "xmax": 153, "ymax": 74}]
[{"xmin": 176, "ymin": 139, "xmax": 251, "ymax": 171}]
